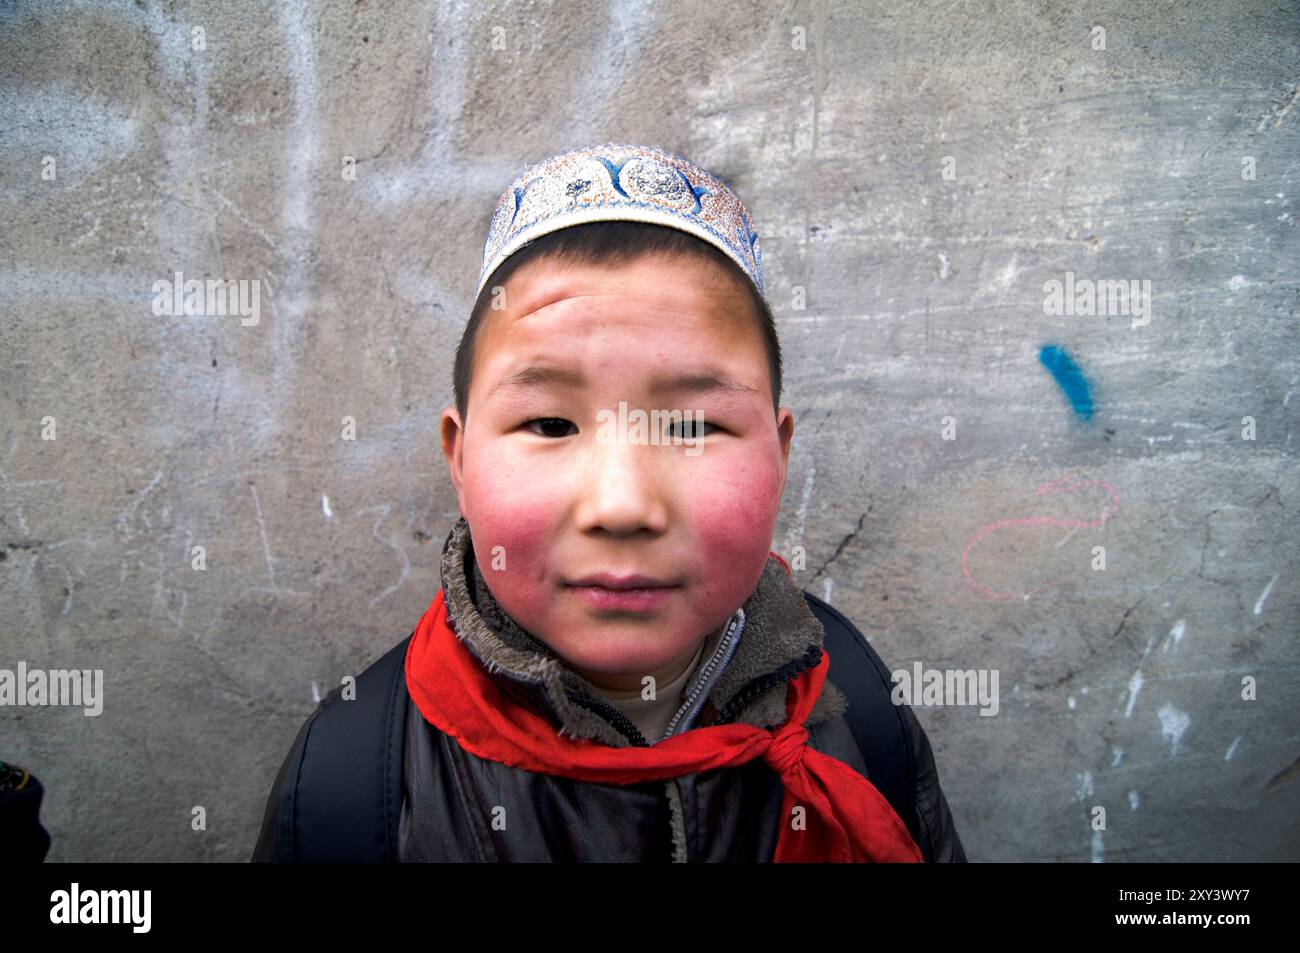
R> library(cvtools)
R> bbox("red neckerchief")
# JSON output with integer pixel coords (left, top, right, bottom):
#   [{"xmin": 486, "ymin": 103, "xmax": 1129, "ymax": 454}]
[{"xmin": 405, "ymin": 553, "xmax": 923, "ymax": 863}]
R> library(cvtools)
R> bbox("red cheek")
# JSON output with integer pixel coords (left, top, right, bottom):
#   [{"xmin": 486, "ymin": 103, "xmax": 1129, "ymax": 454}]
[
  {"xmin": 465, "ymin": 521, "xmax": 552, "ymax": 625},
  {"xmin": 466, "ymin": 508, "xmax": 549, "ymax": 574},
  {"xmin": 689, "ymin": 465, "xmax": 783, "ymax": 570}
]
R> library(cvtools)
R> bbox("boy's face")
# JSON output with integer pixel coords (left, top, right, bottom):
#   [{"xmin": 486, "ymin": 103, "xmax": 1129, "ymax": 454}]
[{"xmin": 440, "ymin": 251, "xmax": 794, "ymax": 693}]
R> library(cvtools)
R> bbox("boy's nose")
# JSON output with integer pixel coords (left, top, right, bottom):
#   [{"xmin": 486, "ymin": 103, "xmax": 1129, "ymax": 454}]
[{"xmin": 573, "ymin": 436, "xmax": 670, "ymax": 536}]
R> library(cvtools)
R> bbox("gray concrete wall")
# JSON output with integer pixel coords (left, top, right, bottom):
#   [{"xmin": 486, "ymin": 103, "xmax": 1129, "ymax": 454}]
[{"xmin": 1, "ymin": 0, "xmax": 1295, "ymax": 862}]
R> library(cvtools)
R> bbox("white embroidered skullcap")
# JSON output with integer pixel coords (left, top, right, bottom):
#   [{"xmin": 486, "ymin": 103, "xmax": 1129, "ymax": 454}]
[{"xmin": 476, "ymin": 143, "xmax": 764, "ymax": 299}]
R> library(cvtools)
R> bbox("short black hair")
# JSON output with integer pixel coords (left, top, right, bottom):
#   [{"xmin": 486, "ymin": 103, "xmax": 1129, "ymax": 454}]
[{"xmin": 453, "ymin": 220, "xmax": 782, "ymax": 424}]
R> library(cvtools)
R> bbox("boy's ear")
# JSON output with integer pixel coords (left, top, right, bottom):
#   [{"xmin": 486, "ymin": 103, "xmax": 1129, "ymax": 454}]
[
  {"xmin": 776, "ymin": 407, "xmax": 794, "ymax": 495},
  {"xmin": 440, "ymin": 407, "xmax": 467, "ymax": 516}
]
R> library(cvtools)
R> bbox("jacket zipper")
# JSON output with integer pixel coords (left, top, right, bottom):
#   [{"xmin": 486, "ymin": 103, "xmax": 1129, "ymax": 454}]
[
  {"xmin": 565, "ymin": 609, "xmax": 741, "ymax": 865},
  {"xmin": 661, "ymin": 608, "xmax": 745, "ymax": 738},
  {"xmin": 568, "ymin": 607, "xmax": 747, "ymax": 747},
  {"xmin": 568, "ymin": 622, "xmax": 821, "ymax": 864}
]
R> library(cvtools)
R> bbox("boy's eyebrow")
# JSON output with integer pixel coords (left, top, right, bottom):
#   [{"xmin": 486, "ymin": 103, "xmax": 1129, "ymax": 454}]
[{"xmin": 490, "ymin": 365, "xmax": 759, "ymax": 399}]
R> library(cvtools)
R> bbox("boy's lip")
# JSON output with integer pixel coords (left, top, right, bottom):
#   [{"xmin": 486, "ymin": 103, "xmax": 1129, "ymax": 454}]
[{"xmin": 565, "ymin": 572, "xmax": 679, "ymax": 590}]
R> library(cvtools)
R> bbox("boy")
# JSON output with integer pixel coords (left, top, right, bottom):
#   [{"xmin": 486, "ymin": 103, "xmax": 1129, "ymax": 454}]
[{"xmin": 252, "ymin": 143, "xmax": 966, "ymax": 862}]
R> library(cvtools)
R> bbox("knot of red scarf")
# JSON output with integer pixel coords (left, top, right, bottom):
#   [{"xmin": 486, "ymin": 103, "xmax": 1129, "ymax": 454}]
[
  {"xmin": 405, "ymin": 587, "xmax": 923, "ymax": 863},
  {"xmin": 765, "ymin": 721, "xmax": 810, "ymax": 775}
]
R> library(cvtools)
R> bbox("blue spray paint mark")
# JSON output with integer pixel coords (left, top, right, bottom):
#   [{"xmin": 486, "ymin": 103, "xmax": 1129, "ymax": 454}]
[{"xmin": 1038, "ymin": 345, "xmax": 1093, "ymax": 421}]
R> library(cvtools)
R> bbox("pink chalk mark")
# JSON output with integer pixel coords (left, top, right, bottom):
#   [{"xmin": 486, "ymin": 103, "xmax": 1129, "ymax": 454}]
[{"xmin": 962, "ymin": 475, "xmax": 1120, "ymax": 601}]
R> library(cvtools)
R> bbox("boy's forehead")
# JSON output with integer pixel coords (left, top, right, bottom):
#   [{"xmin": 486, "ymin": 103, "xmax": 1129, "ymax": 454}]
[
  {"xmin": 478, "ymin": 307, "xmax": 756, "ymax": 373},
  {"xmin": 472, "ymin": 265, "xmax": 767, "ymax": 401},
  {"xmin": 480, "ymin": 275, "xmax": 759, "ymax": 369},
  {"xmin": 500, "ymin": 254, "xmax": 747, "ymax": 323}
]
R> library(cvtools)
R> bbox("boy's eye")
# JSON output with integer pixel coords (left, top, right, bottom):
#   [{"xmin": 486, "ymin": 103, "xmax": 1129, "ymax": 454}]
[
  {"xmin": 525, "ymin": 417, "xmax": 577, "ymax": 438},
  {"xmin": 666, "ymin": 419, "xmax": 718, "ymax": 439}
]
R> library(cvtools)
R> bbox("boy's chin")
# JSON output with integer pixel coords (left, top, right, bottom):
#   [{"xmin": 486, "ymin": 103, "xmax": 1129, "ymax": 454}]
[
  {"xmin": 540, "ymin": 631, "xmax": 702, "ymax": 677},
  {"xmin": 549, "ymin": 641, "xmax": 688, "ymax": 672}
]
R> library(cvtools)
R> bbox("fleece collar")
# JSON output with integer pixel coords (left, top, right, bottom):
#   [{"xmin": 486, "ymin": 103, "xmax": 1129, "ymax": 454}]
[{"xmin": 437, "ymin": 517, "xmax": 848, "ymax": 747}]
